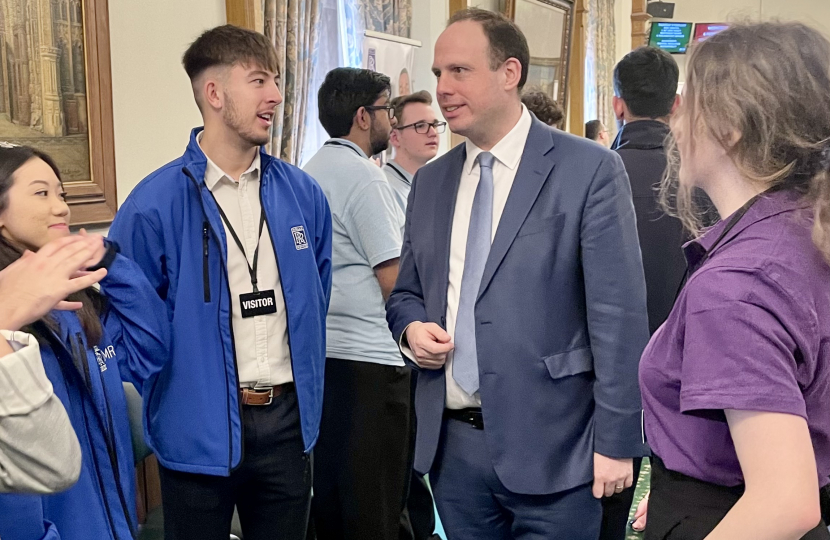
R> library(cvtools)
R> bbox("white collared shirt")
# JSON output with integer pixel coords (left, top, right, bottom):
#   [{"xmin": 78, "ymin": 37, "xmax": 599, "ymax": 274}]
[
  {"xmin": 443, "ymin": 104, "xmax": 533, "ymax": 409},
  {"xmin": 200, "ymin": 141, "xmax": 293, "ymax": 388}
]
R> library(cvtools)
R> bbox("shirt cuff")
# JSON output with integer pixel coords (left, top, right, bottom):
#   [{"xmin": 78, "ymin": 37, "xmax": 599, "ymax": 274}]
[
  {"xmin": 398, "ymin": 322, "xmax": 420, "ymax": 366},
  {"xmin": 0, "ymin": 331, "xmax": 53, "ymax": 417}
]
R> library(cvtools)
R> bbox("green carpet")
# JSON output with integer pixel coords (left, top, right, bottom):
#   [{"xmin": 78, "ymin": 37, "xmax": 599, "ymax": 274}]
[{"xmin": 626, "ymin": 457, "xmax": 651, "ymax": 540}]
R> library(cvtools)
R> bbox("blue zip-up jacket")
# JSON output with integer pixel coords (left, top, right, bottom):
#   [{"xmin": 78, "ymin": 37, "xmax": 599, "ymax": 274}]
[
  {"xmin": 108, "ymin": 128, "xmax": 332, "ymax": 475},
  {"xmin": 0, "ymin": 251, "xmax": 171, "ymax": 540}
]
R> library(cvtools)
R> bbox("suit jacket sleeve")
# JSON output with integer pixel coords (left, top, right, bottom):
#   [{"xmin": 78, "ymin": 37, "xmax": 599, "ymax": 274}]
[
  {"xmin": 386, "ymin": 171, "xmax": 428, "ymax": 351},
  {"xmin": 581, "ymin": 152, "xmax": 650, "ymax": 458}
]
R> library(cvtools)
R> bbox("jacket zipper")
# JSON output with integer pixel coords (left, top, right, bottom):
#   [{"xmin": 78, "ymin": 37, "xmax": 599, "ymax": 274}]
[
  {"xmin": 203, "ymin": 222, "xmax": 211, "ymax": 302},
  {"xmin": 184, "ymin": 167, "xmax": 244, "ymax": 472}
]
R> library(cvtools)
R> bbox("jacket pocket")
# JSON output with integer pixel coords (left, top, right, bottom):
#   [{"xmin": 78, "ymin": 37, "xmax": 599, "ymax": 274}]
[{"xmin": 542, "ymin": 347, "xmax": 593, "ymax": 379}]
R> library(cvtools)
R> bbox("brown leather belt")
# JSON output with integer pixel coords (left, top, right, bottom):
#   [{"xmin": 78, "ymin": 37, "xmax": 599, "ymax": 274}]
[{"xmin": 239, "ymin": 383, "xmax": 294, "ymax": 406}]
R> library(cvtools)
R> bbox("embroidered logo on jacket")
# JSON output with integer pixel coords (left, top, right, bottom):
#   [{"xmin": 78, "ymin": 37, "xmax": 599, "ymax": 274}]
[
  {"xmin": 291, "ymin": 226, "xmax": 309, "ymax": 250},
  {"xmin": 93, "ymin": 345, "xmax": 116, "ymax": 373}
]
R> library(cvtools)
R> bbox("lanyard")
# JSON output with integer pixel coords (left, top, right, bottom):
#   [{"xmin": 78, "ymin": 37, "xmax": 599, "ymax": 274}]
[
  {"xmin": 676, "ymin": 192, "xmax": 763, "ymax": 296},
  {"xmin": 386, "ymin": 162, "xmax": 412, "ymax": 186},
  {"xmin": 325, "ymin": 140, "xmax": 363, "ymax": 158},
  {"xmin": 215, "ymin": 205, "xmax": 266, "ymax": 293}
]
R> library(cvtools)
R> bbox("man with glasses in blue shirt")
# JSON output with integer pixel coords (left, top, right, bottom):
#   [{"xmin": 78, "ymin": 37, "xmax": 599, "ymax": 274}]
[
  {"xmin": 385, "ymin": 91, "xmax": 446, "ymax": 218},
  {"xmin": 303, "ymin": 67, "xmax": 411, "ymax": 540}
]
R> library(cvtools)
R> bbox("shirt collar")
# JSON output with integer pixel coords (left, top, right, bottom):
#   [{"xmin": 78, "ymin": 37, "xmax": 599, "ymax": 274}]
[
  {"xmin": 325, "ymin": 138, "xmax": 369, "ymax": 159},
  {"xmin": 386, "ymin": 160, "xmax": 414, "ymax": 183},
  {"xmin": 683, "ymin": 189, "xmax": 811, "ymax": 268},
  {"xmin": 464, "ymin": 104, "xmax": 532, "ymax": 175},
  {"xmin": 197, "ymin": 132, "xmax": 261, "ymax": 191}
]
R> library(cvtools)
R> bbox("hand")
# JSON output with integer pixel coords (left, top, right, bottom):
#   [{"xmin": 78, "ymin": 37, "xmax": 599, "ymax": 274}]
[
  {"xmin": 0, "ymin": 236, "xmax": 108, "ymax": 331},
  {"xmin": 592, "ymin": 453, "xmax": 634, "ymax": 498},
  {"xmin": 631, "ymin": 491, "xmax": 648, "ymax": 532},
  {"xmin": 405, "ymin": 322, "xmax": 454, "ymax": 369},
  {"xmin": 77, "ymin": 228, "xmax": 107, "ymax": 268}
]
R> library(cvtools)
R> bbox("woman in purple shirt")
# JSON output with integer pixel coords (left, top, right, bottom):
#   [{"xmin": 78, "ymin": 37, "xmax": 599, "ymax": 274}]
[{"xmin": 639, "ymin": 22, "xmax": 830, "ymax": 540}]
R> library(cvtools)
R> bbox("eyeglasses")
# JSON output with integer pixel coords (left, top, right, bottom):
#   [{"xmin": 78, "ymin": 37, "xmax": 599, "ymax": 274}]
[
  {"xmin": 364, "ymin": 105, "xmax": 396, "ymax": 120},
  {"xmin": 396, "ymin": 121, "xmax": 447, "ymax": 134}
]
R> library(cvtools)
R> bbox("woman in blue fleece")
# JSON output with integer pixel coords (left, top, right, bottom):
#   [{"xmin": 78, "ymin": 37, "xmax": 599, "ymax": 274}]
[{"xmin": 0, "ymin": 145, "xmax": 170, "ymax": 540}]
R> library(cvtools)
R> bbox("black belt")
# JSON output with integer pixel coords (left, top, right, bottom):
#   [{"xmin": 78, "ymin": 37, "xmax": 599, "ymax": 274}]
[{"xmin": 444, "ymin": 408, "xmax": 484, "ymax": 430}]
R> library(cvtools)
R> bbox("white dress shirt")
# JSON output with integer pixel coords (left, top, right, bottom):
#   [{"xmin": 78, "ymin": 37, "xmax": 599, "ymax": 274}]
[
  {"xmin": 443, "ymin": 105, "xmax": 533, "ymax": 409},
  {"xmin": 200, "ymin": 142, "xmax": 293, "ymax": 388}
]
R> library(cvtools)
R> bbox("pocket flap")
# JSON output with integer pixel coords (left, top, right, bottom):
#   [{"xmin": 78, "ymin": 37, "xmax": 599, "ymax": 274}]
[{"xmin": 542, "ymin": 347, "xmax": 593, "ymax": 379}]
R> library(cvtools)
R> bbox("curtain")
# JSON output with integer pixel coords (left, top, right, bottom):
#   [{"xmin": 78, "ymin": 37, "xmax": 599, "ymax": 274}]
[
  {"xmin": 264, "ymin": 0, "xmax": 321, "ymax": 165},
  {"xmin": 359, "ymin": 0, "xmax": 411, "ymax": 38},
  {"xmin": 585, "ymin": 0, "xmax": 616, "ymax": 133}
]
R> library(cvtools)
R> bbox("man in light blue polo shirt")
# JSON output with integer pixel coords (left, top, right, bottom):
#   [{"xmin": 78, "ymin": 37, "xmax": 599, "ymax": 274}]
[{"xmin": 303, "ymin": 67, "xmax": 410, "ymax": 540}]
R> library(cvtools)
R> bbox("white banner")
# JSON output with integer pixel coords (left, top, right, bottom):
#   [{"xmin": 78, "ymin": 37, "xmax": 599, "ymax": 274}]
[{"xmin": 363, "ymin": 33, "xmax": 417, "ymax": 99}]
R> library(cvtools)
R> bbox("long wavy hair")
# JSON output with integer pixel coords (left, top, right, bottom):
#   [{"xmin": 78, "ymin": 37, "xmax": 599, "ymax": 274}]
[
  {"xmin": 659, "ymin": 22, "xmax": 830, "ymax": 263},
  {"xmin": 0, "ymin": 146, "xmax": 104, "ymax": 344}
]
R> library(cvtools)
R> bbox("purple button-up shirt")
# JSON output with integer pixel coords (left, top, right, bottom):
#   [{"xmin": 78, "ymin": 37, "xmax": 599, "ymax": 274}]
[{"xmin": 640, "ymin": 189, "xmax": 830, "ymax": 487}]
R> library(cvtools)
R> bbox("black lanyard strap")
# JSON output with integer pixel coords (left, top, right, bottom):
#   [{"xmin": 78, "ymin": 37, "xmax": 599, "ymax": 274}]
[
  {"xmin": 215, "ymin": 205, "xmax": 266, "ymax": 292},
  {"xmin": 386, "ymin": 162, "xmax": 411, "ymax": 186},
  {"xmin": 325, "ymin": 140, "xmax": 363, "ymax": 158}
]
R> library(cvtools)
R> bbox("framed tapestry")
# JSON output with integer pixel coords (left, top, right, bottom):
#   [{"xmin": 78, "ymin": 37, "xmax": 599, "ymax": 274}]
[{"xmin": 0, "ymin": 0, "xmax": 116, "ymax": 225}]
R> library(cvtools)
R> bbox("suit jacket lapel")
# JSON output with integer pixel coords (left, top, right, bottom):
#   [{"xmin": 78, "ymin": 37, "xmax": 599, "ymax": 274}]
[{"xmin": 478, "ymin": 120, "xmax": 556, "ymax": 298}]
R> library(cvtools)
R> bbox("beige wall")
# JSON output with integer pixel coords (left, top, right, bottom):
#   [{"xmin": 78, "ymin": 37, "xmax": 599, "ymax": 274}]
[
  {"xmin": 410, "ymin": 0, "xmax": 451, "ymax": 156},
  {"xmin": 108, "ymin": 0, "xmax": 226, "ymax": 206}
]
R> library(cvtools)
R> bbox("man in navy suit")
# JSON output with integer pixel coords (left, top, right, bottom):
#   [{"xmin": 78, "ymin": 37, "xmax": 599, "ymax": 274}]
[{"xmin": 386, "ymin": 9, "xmax": 650, "ymax": 539}]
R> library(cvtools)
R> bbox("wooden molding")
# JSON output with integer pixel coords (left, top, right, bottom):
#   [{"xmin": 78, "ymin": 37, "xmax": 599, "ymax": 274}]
[
  {"xmin": 226, "ymin": 0, "xmax": 258, "ymax": 31},
  {"xmin": 568, "ymin": 0, "xmax": 586, "ymax": 135},
  {"xmin": 65, "ymin": 0, "xmax": 117, "ymax": 225},
  {"xmin": 631, "ymin": 0, "xmax": 651, "ymax": 49},
  {"xmin": 449, "ymin": 0, "xmax": 467, "ymax": 17}
]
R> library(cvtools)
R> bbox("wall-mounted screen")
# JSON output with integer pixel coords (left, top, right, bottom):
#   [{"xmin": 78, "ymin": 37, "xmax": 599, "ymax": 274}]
[
  {"xmin": 694, "ymin": 23, "xmax": 730, "ymax": 43},
  {"xmin": 648, "ymin": 22, "xmax": 693, "ymax": 54}
]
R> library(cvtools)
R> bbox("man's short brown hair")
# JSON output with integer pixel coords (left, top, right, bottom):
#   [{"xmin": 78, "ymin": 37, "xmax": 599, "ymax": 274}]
[
  {"xmin": 182, "ymin": 24, "xmax": 279, "ymax": 81},
  {"xmin": 390, "ymin": 90, "xmax": 433, "ymax": 125},
  {"xmin": 521, "ymin": 90, "xmax": 564, "ymax": 129},
  {"xmin": 448, "ymin": 9, "xmax": 529, "ymax": 90}
]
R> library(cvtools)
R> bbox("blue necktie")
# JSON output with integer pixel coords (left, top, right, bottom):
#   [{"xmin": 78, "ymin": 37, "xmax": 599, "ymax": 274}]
[{"xmin": 453, "ymin": 152, "xmax": 495, "ymax": 395}]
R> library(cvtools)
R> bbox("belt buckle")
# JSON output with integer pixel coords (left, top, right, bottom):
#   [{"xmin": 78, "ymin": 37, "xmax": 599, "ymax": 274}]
[
  {"xmin": 260, "ymin": 386, "xmax": 274, "ymax": 406},
  {"xmin": 249, "ymin": 386, "xmax": 274, "ymax": 406}
]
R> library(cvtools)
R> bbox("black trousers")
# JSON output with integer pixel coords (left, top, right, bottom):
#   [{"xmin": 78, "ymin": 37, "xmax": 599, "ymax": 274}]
[
  {"xmin": 647, "ymin": 455, "xmax": 830, "ymax": 540},
  {"xmin": 400, "ymin": 370, "xmax": 438, "ymax": 540},
  {"xmin": 158, "ymin": 387, "xmax": 311, "ymax": 540},
  {"xmin": 599, "ymin": 458, "xmax": 643, "ymax": 540},
  {"xmin": 312, "ymin": 358, "xmax": 412, "ymax": 540}
]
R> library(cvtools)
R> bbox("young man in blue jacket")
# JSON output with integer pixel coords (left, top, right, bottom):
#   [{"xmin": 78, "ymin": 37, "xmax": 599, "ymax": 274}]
[{"xmin": 108, "ymin": 25, "xmax": 332, "ymax": 540}]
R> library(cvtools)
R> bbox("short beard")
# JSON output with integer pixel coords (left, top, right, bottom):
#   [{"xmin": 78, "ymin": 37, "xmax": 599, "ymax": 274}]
[
  {"xmin": 223, "ymin": 91, "xmax": 271, "ymax": 147},
  {"xmin": 369, "ymin": 119, "xmax": 390, "ymax": 156}
]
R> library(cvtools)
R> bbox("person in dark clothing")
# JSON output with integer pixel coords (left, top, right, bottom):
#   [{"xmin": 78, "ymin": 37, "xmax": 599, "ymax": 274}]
[{"xmin": 601, "ymin": 45, "xmax": 681, "ymax": 540}]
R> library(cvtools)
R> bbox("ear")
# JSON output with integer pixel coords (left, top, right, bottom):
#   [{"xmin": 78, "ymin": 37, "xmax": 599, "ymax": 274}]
[
  {"xmin": 390, "ymin": 128, "xmax": 401, "ymax": 149},
  {"xmin": 203, "ymin": 78, "xmax": 223, "ymax": 111},
  {"xmin": 612, "ymin": 96, "xmax": 625, "ymax": 121},
  {"xmin": 502, "ymin": 57, "xmax": 523, "ymax": 92},
  {"xmin": 670, "ymin": 94, "xmax": 681, "ymax": 115},
  {"xmin": 355, "ymin": 106, "xmax": 371, "ymax": 132}
]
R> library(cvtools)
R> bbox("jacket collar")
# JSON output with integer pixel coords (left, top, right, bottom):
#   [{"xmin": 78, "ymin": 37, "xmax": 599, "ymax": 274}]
[
  {"xmin": 611, "ymin": 120, "xmax": 671, "ymax": 152},
  {"xmin": 182, "ymin": 127, "xmax": 274, "ymax": 186}
]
